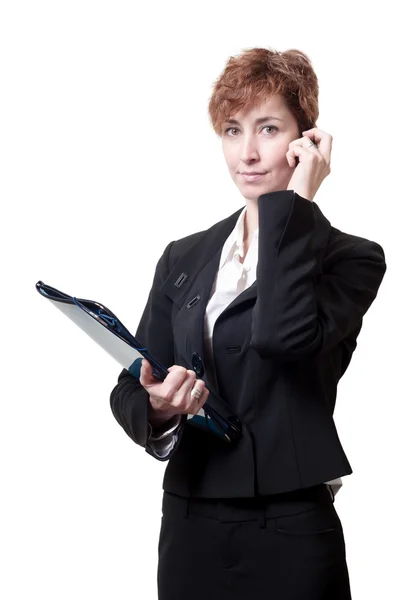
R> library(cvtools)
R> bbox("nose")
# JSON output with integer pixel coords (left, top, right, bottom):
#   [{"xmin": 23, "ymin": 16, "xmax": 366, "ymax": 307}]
[{"xmin": 239, "ymin": 136, "xmax": 260, "ymax": 163}]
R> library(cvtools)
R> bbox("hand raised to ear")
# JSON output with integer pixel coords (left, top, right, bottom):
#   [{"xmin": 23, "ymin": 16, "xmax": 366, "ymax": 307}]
[{"xmin": 286, "ymin": 128, "xmax": 332, "ymax": 202}]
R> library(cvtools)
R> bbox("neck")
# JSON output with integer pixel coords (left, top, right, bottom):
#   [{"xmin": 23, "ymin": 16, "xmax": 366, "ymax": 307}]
[{"xmin": 243, "ymin": 199, "xmax": 259, "ymax": 244}]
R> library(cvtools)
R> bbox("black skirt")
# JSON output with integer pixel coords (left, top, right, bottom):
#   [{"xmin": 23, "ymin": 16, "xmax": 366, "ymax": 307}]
[{"xmin": 157, "ymin": 483, "xmax": 351, "ymax": 600}]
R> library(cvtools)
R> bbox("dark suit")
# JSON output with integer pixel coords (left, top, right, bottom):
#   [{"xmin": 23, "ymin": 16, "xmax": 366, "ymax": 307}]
[{"xmin": 110, "ymin": 189, "xmax": 387, "ymax": 498}]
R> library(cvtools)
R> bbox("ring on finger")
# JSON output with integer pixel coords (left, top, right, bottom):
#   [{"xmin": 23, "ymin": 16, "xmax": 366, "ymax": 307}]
[{"xmin": 191, "ymin": 386, "xmax": 203, "ymax": 400}]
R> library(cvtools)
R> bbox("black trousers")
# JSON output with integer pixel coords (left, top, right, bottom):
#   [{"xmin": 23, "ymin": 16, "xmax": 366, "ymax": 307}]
[{"xmin": 157, "ymin": 484, "xmax": 351, "ymax": 599}]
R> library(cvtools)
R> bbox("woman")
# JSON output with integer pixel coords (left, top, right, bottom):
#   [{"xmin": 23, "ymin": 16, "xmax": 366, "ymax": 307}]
[{"xmin": 110, "ymin": 47, "xmax": 387, "ymax": 599}]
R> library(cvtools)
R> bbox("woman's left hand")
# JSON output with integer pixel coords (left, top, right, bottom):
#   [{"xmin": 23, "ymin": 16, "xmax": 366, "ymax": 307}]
[{"xmin": 285, "ymin": 128, "xmax": 332, "ymax": 202}]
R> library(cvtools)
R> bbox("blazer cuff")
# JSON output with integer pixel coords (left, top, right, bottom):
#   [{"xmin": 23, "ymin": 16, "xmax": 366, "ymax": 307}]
[{"xmin": 148, "ymin": 414, "xmax": 182, "ymax": 441}]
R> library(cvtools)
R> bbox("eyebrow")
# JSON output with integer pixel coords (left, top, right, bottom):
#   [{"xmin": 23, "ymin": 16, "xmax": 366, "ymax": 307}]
[{"xmin": 224, "ymin": 116, "xmax": 284, "ymax": 125}]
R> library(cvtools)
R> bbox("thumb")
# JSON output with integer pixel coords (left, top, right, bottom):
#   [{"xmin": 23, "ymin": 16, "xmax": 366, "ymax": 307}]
[
  {"xmin": 139, "ymin": 358, "xmax": 150, "ymax": 384},
  {"xmin": 140, "ymin": 358, "xmax": 158, "ymax": 386}
]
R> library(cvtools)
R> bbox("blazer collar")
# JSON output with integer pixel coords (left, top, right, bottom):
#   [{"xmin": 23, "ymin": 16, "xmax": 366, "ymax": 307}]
[{"xmin": 161, "ymin": 196, "xmax": 331, "ymax": 306}]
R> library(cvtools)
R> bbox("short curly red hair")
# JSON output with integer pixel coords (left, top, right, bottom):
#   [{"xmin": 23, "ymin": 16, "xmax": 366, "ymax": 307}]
[{"xmin": 208, "ymin": 47, "xmax": 319, "ymax": 137}]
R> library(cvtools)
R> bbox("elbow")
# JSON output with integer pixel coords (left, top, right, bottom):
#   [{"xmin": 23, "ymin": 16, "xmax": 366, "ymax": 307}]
[
  {"xmin": 249, "ymin": 324, "xmax": 322, "ymax": 361},
  {"xmin": 109, "ymin": 382, "xmax": 150, "ymax": 448}
]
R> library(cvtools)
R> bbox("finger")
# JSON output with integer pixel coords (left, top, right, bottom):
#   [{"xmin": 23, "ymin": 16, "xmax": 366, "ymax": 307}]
[
  {"xmin": 286, "ymin": 139, "xmax": 322, "ymax": 167},
  {"xmin": 171, "ymin": 367, "xmax": 195, "ymax": 390},
  {"xmin": 285, "ymin": 143, "xmax": 314, "ymax": 167},
  {"xmin": 189, "ymin": 380, "xmax": 208, "ymax": 415},
  {"xmin": 196, "ymin": 386, "xmax": 210, "ymax": 413},
  {"xmin": 166, "ymin": 370, "xmax": 198, "ymax": 413},
  {"xmin": 302, "ymin": 127, "xmax": 324, "ymax": 141},
  {"xmin": 157, "ymin": 367, "xmax": 195, "ymax": 405},
  {"xmin": 178, "ymin": 370, "xmax": 199, "ymax": 398},
  {"xmin": 181, "ymin": 373, "xmax": 204, "ymax": 398},
  {"xmin": 289, "ymin": 134, "xmax": 320, "ymax": 150},
  {"xmin": 139, "ymin": 358, "xmax": 157, "ymax": 386},
  {"xmin": 141, "ymin": 358, "xmax": 178, "ymax": 387},
  {"xmin": 302, "ymin": 128, "xmax": 332, "ymax": 159},
  {"xmin": 190, "ymin": 377, "xmax": 206, "ymax": 394}
]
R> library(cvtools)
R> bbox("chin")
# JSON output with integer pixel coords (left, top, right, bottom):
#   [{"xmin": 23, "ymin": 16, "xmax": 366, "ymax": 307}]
[{"xmin": 237, "ymin": 183, "xmax": 273, "ymax": 199}]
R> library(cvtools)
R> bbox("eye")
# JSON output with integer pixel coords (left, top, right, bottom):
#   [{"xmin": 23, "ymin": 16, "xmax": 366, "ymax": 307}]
[
  {"xmin": 224, "ymin": 125, "xmax": 278, "ymax": 136},
  {"xmin": 262, "ymin": 126, "xmax": 278, "ymax": 134},
  {"xmin": 224, "ymin": 127, "xmax": 239, "ymax": 135}
]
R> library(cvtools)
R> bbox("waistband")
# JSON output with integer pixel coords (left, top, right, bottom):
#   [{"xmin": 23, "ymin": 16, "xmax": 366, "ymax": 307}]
[{"xmin": 162, "ymin": 484, "xmax": 334, "ymax": 525}]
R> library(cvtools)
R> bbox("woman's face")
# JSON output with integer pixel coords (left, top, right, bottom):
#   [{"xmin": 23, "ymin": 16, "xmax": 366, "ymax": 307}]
[{"xmin": 221, "ymin": 94, "xmax": 302, "ymax": 201}]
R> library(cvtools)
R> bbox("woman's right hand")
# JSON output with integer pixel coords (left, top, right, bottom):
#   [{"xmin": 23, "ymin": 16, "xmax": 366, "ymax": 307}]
[{"xmin": 139, "ymin": 358, "xmax": 210, "ymax": 418}]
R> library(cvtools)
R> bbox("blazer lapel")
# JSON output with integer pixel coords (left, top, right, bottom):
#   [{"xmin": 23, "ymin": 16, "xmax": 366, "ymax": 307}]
[
  {"xmin": 160, "ymin": 196, "xmax": 331, "ymax": 380},
  {"xmin": 160, "ymin": 206, "xmax": 245, "ymax": 372}
]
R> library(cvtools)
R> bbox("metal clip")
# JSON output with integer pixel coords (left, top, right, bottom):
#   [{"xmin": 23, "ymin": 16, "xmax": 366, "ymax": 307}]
[
  {"xmin": 186, "ymin": 295, "xmax": 200, "ymax": 309},
  {"xmin": 174, "ymin": 272, "xmax": 188, "ymax": 288}
]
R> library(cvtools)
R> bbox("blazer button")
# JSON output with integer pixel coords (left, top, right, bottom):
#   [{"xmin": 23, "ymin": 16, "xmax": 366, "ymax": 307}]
[{"xmin": 191, "ymin": 352, "xmax": 204, "ymax": 377}]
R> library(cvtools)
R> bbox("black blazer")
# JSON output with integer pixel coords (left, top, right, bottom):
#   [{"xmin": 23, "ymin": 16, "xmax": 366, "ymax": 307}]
[{"xmin": 110, "ymin": 190, "xmax": 387, "ymax": 498}]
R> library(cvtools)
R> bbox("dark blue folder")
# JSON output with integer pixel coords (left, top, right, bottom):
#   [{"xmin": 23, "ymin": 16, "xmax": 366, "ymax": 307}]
[{"xmin": 36, "ymin": 281, "xmax": 242, "ymax": 444}]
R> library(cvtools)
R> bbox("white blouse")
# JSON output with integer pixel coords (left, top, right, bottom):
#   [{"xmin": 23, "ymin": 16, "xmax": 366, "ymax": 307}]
[{"xmin": 147, "ymin": 205, "xmax": 343, "ymax": 498}]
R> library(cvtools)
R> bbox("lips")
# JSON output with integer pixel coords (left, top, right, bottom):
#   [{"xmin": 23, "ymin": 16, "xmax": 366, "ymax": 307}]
[{"xmin": 240, "ymin": 172, "xmax": 266, "ymax": 182}]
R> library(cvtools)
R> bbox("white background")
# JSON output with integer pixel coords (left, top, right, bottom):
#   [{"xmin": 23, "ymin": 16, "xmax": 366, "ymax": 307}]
[{"xmin": 1, "ymin": 1, "xmax": 396, "ymax": 598}]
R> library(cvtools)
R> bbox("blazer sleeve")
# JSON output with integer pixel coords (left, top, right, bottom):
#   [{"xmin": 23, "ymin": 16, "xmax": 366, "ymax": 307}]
[
  {"xmin": 109, "ymin": 240, "xmax": 188, "ymax": 461},
  {"xmin": 250, "ymin": 190, "xmax": 387, "ymax": 360},
  {"xmin": 147, "ymin": 415, "xmax": 182, "ymax": 458}
]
